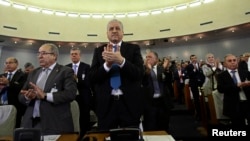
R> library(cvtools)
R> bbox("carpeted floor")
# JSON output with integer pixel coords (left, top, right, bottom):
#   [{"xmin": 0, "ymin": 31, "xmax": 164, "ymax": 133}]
[{"xmin": 168, "ymin": 102, "xmax": 208, "ymax": 141}]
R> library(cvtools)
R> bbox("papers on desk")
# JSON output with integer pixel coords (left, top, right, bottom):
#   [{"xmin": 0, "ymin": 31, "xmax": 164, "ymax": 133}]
[
  {"xmin": 143, "ymin": 135, "xmax": 175, "ymax": 141},
  {"xmin": 105, "ymin": 135, "xmax": 175, "ymax": 141},
  {"xmin": 43, "ymin": 135, "xmax": 61, "ymax": 141}
]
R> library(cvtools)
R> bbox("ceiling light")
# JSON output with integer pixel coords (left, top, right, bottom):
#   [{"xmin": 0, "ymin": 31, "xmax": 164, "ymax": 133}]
[
  {"xmin": 203, "ymin": 0, "xmax": 214, "ymax": 3},
  {"xmin": 55, "ymin": 11, "xmax": 66, "ymax": 16},
  {"xmin": 127, "ymin": 13, "xmax": 137, "ymax": 17},
  {"xmin": 115, "ymin": 14, "xmax": 126, "ymax": 18},
  {"xmin": 42, "ymin": 9, "xmax": 53, "ymax": 15},
  {"xmin": 139, "ymin": 12, "xmax": 149, "ymax": 16},
  {"xmin": 68, "ymin": 13, "xmax": 78, "ymax": 17},
  {"xmin": 189, "ymin": 1, "xmax": 201, "ymax": 7},
  {"xmin": 13, "ymin": 3, "xmax": 26, "ymax": 10},
  {"xmin": 0, "ymin": 0, "xmax": 11, "ymax": 6},
  {"xmin": 104, "ymin": 14, "xmax": 114, "ymax": 18},
  {"xmin": 92, "ymin": 14, "xmax": 102, "ymax": 18},
  {"xmin": 80, "ymin": 14, "xmax": 90, "ymax": 18},
  {"xmin": 151, "ymin": 10, "xmax": 161, "ymax": 15},
  {"xmin": 28, "ymin": 7, "xmax": 40, "ymax": 12},
  {"xmin": 163, "ymin": 7, "xmax": 174, "ymax": 13},
  {"xmin": 176, "ymin": 4, "xmax": 187, "ymax": 10}
]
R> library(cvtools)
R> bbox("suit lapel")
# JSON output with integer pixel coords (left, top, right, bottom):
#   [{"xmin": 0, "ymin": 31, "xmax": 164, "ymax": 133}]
[
  {"xmin": 120, "ymin": 42, "xmax": 127, "ymax": 56},
  {"xmin": 77, "ymin": 63, "xmax": 83, "ymax": 76}
]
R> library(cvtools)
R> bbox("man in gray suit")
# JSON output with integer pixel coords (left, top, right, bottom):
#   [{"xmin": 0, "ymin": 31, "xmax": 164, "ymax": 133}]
[{"xmin": 19, "ymin": 43, "xmax": 77, "ymax": 135}]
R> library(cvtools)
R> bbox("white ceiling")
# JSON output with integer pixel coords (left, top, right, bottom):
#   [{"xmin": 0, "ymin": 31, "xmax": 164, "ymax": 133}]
[
  {"xmin": 0, "ymin": 0, "xmax": 250, "ymax": 50},
  {"xmin": 13, "ymin": 0, "xmax": 193, "ymax": 13}
]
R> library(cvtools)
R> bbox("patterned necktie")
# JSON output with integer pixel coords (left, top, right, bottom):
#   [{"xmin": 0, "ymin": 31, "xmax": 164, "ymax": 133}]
[
  {"xmin": 231, "ymin": 70, "xmax": 237, "ymax": 84},
  {"xmin": 110, "ymin": 45, "xmax": 121, "ymax": 90},
  {"xmin": 33, "ymin": 68, "xmax": 49, "ymax": 117},
  {"xmin": 7, "ymin": 72, "xmax": 12, "ymax": 81}
]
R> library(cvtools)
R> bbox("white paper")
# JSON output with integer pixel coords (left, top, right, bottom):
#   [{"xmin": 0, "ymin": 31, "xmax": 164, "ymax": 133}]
[
  {"xmin": 143, "ymin": 135, "xmax": 175, "ymax": 141},
  {"xmin": 105, "ymin": 135, "xmax": 175, "ymax": 141},
  {"xmin": 43, "ymin": 135, "xmax": 61, "ymax": 141}
]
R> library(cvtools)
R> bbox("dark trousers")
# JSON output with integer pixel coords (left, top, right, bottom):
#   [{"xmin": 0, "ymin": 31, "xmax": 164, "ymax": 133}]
[
  {"xmin": 230, "ymin": 101, "xmax": 250, "ymax": 127},
  {"xmin": 76, "ymin": 95, "xmax": 90, "ymax": 137},
  {"xmin": 177, "ymin": 83, "xmax": 185, "ymax": 104},
  {"xmin": 190, "ymin": 86, "xmax": 201, "ymax": 120},
  {"xmin": 97, "ymin": 96, "xmax": 140, "ymax": 130},
  {"xmin": 143, "ymin": 97, "xmax": 170, "ymax": 132}
]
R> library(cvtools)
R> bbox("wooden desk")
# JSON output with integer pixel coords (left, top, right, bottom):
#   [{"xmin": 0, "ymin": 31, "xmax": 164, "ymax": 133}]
[
  {"xmin": 0, "ymin": 134, "xmax": 79, "ymax": 141},
  {"xmin": 84, "ymin": 131, "xmax": 168, "ymax": 141}
]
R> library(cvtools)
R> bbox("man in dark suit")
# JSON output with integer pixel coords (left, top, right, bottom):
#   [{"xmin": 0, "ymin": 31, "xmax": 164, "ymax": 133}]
[
  {"xmin": 217, "ymin": 54, "xmax": 250, "ymax": 127},
  {"xmin": 19, "ymin": 43, "xmax": 77, "ymax": 135},
  {"xmin": 141, "ymin": 51, "xmax": 173, "ymax": 132},
  {"xmin": 186, "ymin": 54, "xmax": 205, "ymax": 121},
  {"xmin": 66, "ymin": 47, "xmax": 92, "ymax": 137},
  {"xmin": 173, "ymin": 62, "xmax": 186, "ymax": 104},
  {"xmin": 238, "ymin": 53, "xmax": 249, "ymax": 72},
  {"xmin": 89, "ymin": 19, "xmax": 144, "ymax": 130},
  {"xmin": 0, "ymin": 57, "xmax": 27, "ymax": 128}
]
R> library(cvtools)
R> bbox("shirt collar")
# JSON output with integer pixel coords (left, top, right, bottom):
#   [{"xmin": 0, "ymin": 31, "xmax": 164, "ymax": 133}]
[
  {"xmin": 110, "ymin": 41, "xmax": 122, "ymax": 47},
  {"xmin": 44, "ymin": 62, "xmax": 56, "ymax": 71},
  {"xmin": 73, "ymin": 61, "xmax": 80, "ymax": 66},
  {"xmin": 8, "ymin": 69, "xmax": 17, "ymax": 75}
]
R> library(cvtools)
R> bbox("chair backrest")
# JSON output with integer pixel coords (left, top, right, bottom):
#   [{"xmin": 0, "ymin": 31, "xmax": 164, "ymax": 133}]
[
  {"xmin": 70, "ymin": 100, "xmax": 80, "ymax": 133},
  {"xmin": 0, "ymin": 105, "xmax": 17, "ymax": 137},
  {"xmin": 13, "ymin": 128, "xmax": 41, "ymax": 141}
]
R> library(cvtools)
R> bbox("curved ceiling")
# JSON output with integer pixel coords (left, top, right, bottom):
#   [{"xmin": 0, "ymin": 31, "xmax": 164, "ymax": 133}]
[
  {"xmin": 13, "ymin": 0, "xmax": 193, "ymax": 13},
  {"xmin": 0, "ymin": 0, "xmax": 250, "ymax": 49}
]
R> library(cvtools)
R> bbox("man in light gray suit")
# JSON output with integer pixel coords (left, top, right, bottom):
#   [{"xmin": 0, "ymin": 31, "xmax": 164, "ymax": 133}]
[{"xmin": 19, "ymin": 43, "xmax": 77, "ymax": 135}]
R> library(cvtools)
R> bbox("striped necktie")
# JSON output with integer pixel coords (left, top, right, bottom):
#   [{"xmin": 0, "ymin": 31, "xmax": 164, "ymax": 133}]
[
  {"xmin": 231, "ymin": 70, "xmax": 237, "ymax": 84},
  {"xmin": 7, "ymin": 72, "xmax": 12, "ymax": 81}
]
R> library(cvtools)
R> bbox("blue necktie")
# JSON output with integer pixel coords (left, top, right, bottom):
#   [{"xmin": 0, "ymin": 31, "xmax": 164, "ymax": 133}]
[
  {"xmin": 1, "ymin": 89, "xmax": 8, "ymax": 104},
  {"xmin": 110, "ymin": 45, "xmax": 121, "ymax": 89},
  {"xmin": 151, "ymin": 68, "xmax": 160, "ymax": 94},
  {"xmin": 231, "ymin": 70, "xmax": 237, "ymax": 84},
  {"xmin": 7, "ymin": 72, "xmax": 12, "ymax": 81},
  {"xmin": 73, "ymin": 64, "xmax": 77, "ymax": 74}
]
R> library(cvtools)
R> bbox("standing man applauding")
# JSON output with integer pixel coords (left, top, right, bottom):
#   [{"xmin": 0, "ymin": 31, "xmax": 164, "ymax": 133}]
[
  {"xmin": 66, "ymin": 47, "xmax": 92, "ymax": 138},
  {"xmin": 19, "ymin": 43, "xmax": 77, "ymax": 135},
  {"xmin": 89, "ymin": 19, "xmax": 144, "ymax": 130}
]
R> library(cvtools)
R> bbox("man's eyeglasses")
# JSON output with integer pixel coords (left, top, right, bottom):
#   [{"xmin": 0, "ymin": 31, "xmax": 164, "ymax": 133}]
[
  {"xmin": 227, "ymin": 59, "xmax": 237, "ymax": 62},
  {"xmin": 37, "ymin": 52, "xmax": 54, "ymax": 56},
  {"xmin": 5, "ymin": 62, "xmax": 16, "ymax": 65}
]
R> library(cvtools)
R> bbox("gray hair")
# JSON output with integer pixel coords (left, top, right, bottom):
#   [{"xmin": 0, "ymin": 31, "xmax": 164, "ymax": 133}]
[
  {"xmin": 107, "ymin": 19, "xmax": 124, "ymax": 31},
  {"xmin": 41, "ymin": 43, "xmax": 59, "ymax": 60},
  {"xmin": 70, "ymin": 46, "xmax": 81, "ymax": 53}
]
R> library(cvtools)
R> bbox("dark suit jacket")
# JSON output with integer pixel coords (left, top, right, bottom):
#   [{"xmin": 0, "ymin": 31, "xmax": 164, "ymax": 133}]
[
  {"xmin": 173, "ymin": 69, "xmax": 185, "ymax": 85},
  {"xmin": 66, "ymin": 62, "xmax": 92, "ymax": 106},
  {"xmin": 0, "ymin": 69, "xmax": 26, "ymax": 108},
  {"xmin": 217, "ymin": 69, "xmax": 250, "ymax": 117},
  {"xmin": 186, "ymin": 63, "xmax": 205, "ymax": 87},
  {"xmin": 0, "ymin": 69, "xmax": 27, "ymax": 127},
  {"xmin": 89, "ymin": 42, "xmax": 144, "ymax": 120},
  {"xmin": 19, "ymin": 63, "xmax": 77, "ymax": 134},
  {"xmin": 238, "ymin": 61, "xmax": 248, "ymax": 72},
  {"xmin": 141, "ymin": 65, "xmax": 173, "ymax": 110}
]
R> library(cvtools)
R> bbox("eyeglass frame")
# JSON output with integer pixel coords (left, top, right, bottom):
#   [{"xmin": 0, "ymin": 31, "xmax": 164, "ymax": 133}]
[
  {"xmin": 5, "ymin": 61, "xmax": 17, "ymax": 65},
  {"xmin": 37, "ymin": 52, "xmax": 54, "ymax": 56}
]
